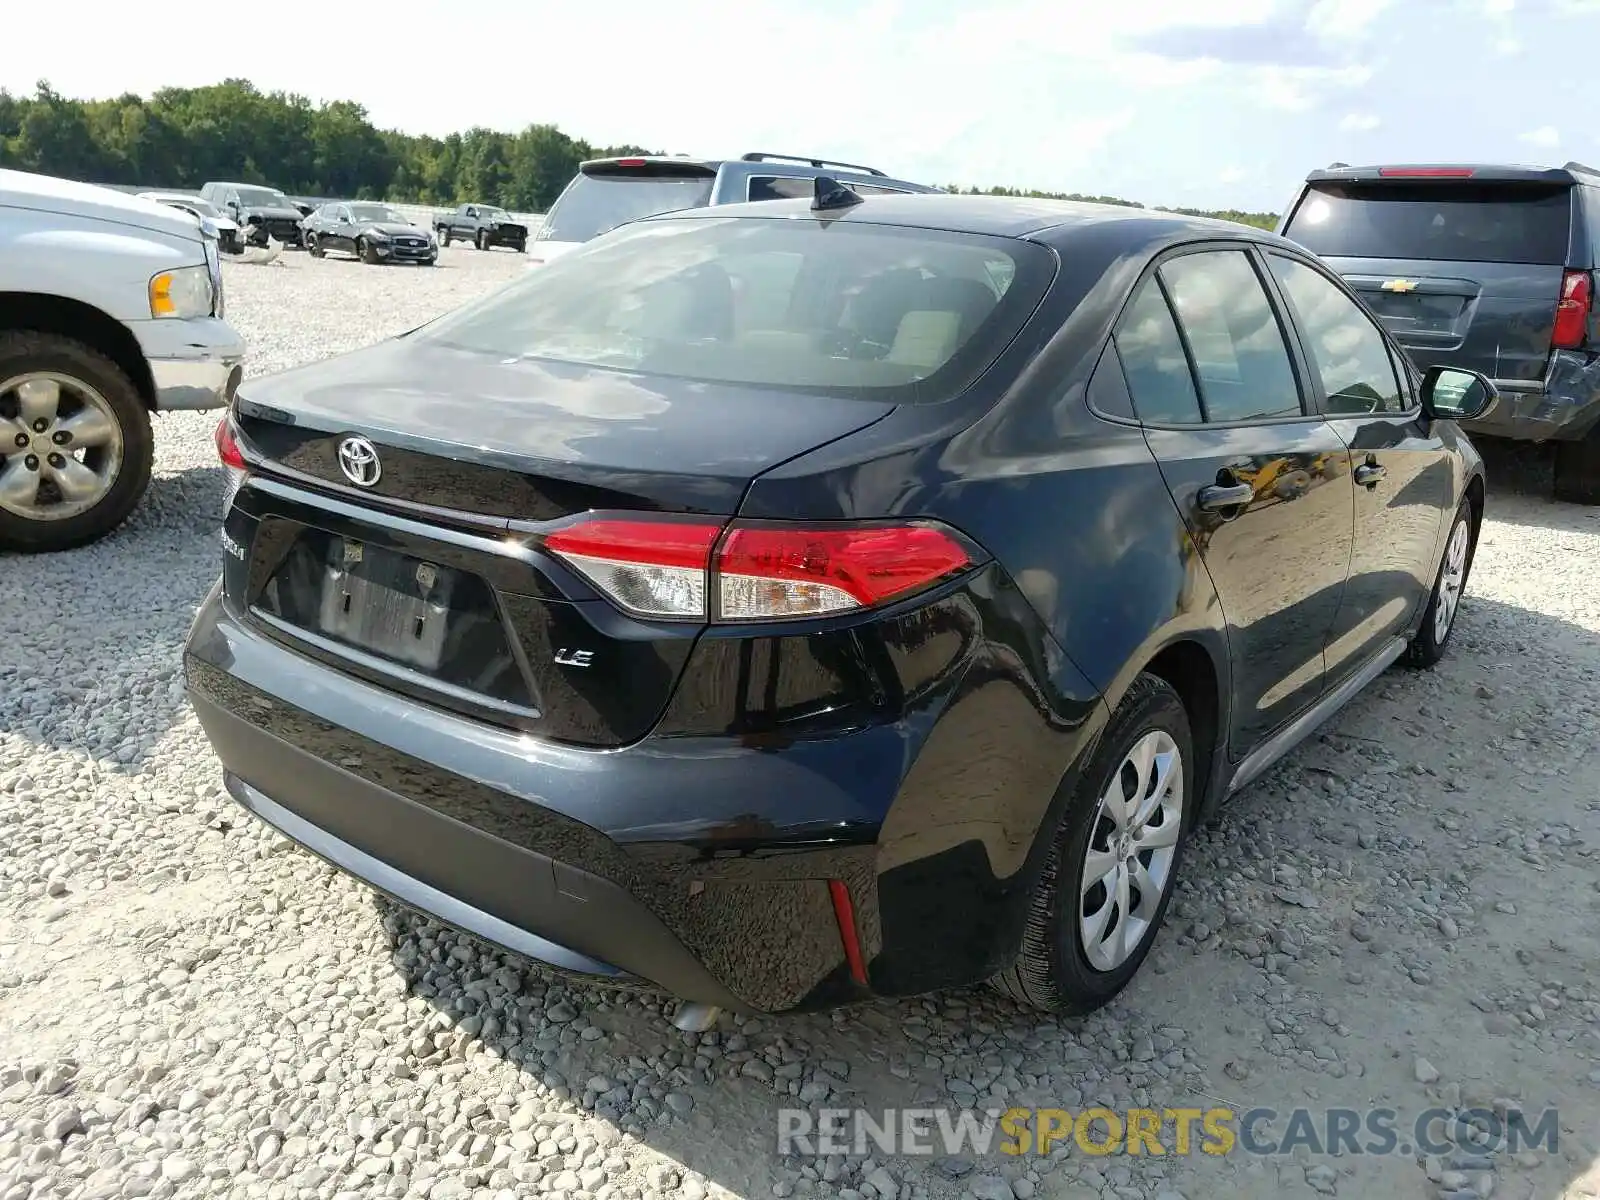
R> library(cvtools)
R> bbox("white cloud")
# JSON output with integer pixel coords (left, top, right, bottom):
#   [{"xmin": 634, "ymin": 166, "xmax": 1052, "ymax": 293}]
[
  {"xmin": 1493, "ymin": 34, "xmax": 1522, "ymax": 53},
  {"xmin": 1218, "ymin": 167, "xmax": 1249, "ymax": 184},
  {"xmin": 1482, "ymin": 0, "xmax": 1515, "ymax": 12},
  {"xmin": 1339, "ymin": 113, "xmax": 1382, "ymax": 131},
  {"xmin": 1308, "ymin": 0, "xmax": 1395, "ymax": 39},
  {"xmin": 1520, "ymin": 126, "xmax": 1562, "ymax": 148}
]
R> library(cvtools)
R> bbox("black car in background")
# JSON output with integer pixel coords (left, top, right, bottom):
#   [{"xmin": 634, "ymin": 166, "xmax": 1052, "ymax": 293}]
[
  {"xmin": 199, "ymin": 180, "xmax": 306, "ymax": 248},
  {"xmin": 1279, "ymin": 162, "xmax": 1600, "ymax": 504},
  {"xmin": 302, "ymin": 202, "xmax": 437, "ymax": 265},
  {"xmin": 434, "ymin": 203, "xmax": 528, "ymax": 252},
  {"xmin": 188, "ymin": 186, "xmax": 1496, "ymax": 1025}
]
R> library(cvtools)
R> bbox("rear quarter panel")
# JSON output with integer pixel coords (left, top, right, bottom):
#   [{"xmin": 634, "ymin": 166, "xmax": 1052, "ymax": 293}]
[{"xmin": 738, "ymin": 225, "xmax": 1234, "ymax": 899}]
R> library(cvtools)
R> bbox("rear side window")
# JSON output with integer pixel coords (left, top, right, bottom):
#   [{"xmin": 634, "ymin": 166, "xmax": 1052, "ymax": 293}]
[
  {"xmin": 1158, "ymin": 250, "xmax": 1302, "ymax": 422},
  {"xmin": 1283, "ymin": 182, "xmax": 1573, "ymax": 265},
  {"xmin": 1268, "ymin": 256, "xmax": 1406, "ymax": 415},
  {"xmin": 1114, "ymin": 279, "xmax": 1203, "ymax": 424},
  {"xmin": 417, "ymin": 215, "xmax": 1053, "ymax": 402},
  {"xmin": 540, "ymin": 173, "xmax": 716, "ymax": 243}
]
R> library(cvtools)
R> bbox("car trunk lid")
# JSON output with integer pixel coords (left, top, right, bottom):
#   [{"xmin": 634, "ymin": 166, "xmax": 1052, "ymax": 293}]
[
  {"xmin": 224, "ymin": 338, "xmax": 895, "ymax": 747},
  {"xmin": 1280, "ymin": 176, "xmax": 1577, "ymax": 381}
]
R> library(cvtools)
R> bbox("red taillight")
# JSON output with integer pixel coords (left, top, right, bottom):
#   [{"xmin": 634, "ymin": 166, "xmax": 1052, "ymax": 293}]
[
  {"xmin": 544, "ymin": 518, "xmax": 722, "ymax": 619},
  {"xmin": 1377, "ymin": 166, "xmax": 1475, "ymax": 178},
  {"xmin": 214, "ymin": 415, "xmax": 248, "ymax": 514},
  {"xmin": 541, "ymin": 514, "xmax": 975, "ymax": 622},
  {"xmin": 717, "ymin": 523, "xmax": 973, "ymax": 620},
  {"xmin": 214, "ymin": 416, "xmax": 245, "ymax": 469},
  {"xmin": 1553, "ymin": 269, "xmax": 1592, "ymax": 350},
  {"xmin": 614, "ymin": 158, "xmax": 646, "ymax": 167}
]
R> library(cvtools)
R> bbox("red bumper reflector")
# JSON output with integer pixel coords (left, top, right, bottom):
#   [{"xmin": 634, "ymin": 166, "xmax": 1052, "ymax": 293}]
[{"xmin": 828, "ymin": 879, "xmax": 868, "ymax": 985}]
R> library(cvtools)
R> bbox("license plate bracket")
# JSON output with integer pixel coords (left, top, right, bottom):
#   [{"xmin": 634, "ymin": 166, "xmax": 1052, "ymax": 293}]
[{"xmin": 315, "ymin": 538, "xmax": 456, "ymax": 671}]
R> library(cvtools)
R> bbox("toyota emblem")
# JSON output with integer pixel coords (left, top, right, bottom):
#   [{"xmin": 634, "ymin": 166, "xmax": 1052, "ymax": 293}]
[{"xmin": 337, "ymin": 435, "xmax": 381, "ymax": 487}]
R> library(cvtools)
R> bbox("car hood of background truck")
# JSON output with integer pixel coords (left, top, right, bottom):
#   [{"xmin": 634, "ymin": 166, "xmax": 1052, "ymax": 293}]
[{"xmin": 0, "ymin": 169, "xmax": 204, "ymax": 243}]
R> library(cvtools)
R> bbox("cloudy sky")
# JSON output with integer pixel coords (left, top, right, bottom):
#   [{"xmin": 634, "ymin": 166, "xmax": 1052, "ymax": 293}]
[{"xmin": 6, "ymin": 0, "xmax": 1597, "ymax": 210}]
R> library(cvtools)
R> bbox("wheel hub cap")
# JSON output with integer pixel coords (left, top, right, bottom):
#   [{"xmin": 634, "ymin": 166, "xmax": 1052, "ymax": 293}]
[
  {"xmin": 1078, "ymin": 728, "xmax": 1184, "ymax": 974},
  {"xmin": 0, "ymin": 372, "xmax": 125, "ymax": 522}
]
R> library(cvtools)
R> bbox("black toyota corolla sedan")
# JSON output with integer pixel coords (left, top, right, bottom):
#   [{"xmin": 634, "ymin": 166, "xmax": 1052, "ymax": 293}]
[{"xmin": 186, "ymin": 184, "xmax": 1496, "ymax": 1025}]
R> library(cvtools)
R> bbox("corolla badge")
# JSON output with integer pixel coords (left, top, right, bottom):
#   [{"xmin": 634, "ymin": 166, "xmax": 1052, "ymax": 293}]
[{"xmin": 337, "ymin": 435, "xmax": 382, "ymax": 487}]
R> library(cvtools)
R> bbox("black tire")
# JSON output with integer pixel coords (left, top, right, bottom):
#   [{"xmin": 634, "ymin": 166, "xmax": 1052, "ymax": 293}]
[
  {"xmin": 359, "ymin": 238, "xmax": 381, "ymax": 265},
  {"xmin": 1554, "ymin": 427, "xmax": 1600, "ymax": 505},
  {"xmin": 306, "ymin": 233, "xmax": 323, "ymax": 258},
  {"xmin": 475, "ymin": 230, "xmax": 487, "ymax": 251},
  {"xmin": 0, "ymin": 331, "xmax": 154, "ymax": 553},
  {"xmin": 438, "ymin": 227, "xmax": 451, "ymax": 247},
  {"xmin": 1403, "ymin": 497, "xmax": 1476, "ymax": 668},
  {"xmin": 990, "ymin": 672, "xmax": 1193, "ymax": 1015}
]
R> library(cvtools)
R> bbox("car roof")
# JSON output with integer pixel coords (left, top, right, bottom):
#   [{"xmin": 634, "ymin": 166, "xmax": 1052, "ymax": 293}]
[
  {"xmin": 1303, "ymin": 161, "xmax": 1600, "ymax": 186},
  {"xmin": 646, "ymin": 192, "xmax": 1288, "ymax": 248}
]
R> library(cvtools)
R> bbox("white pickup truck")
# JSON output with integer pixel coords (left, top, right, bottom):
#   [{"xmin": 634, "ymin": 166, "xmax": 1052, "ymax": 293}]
[{"xmin": 0, "ymin": 170, "xmax": 246, "ymax": 553}]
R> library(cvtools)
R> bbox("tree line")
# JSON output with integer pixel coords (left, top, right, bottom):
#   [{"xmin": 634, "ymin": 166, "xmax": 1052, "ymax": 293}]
[{"xmin": 0, "ymin": 80, "xmax": 1278, "ymax": 228}]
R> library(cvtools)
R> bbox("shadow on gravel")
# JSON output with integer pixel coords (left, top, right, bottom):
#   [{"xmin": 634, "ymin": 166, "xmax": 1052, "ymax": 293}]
[
  {"xmin": 350, "ymin": 588, "xmax": 1600, "ymax": 1200},
  {"xmin": 0, "ymin": 463, "xmax": 226, "ymax": 772},
  {"xmin": 1478, "ymin": 436, "xmax": 1600, "ymax": 534}
]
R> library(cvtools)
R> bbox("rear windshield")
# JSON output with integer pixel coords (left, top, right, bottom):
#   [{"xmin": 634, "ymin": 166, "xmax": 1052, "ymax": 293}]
[
  {"xmin": 539, "ymin": 173, "xmax": 716, "ymax": 243},
  {"xmin": 235, "ymin": 187, "xmax": 290, "ymax": 208},
  {"xmin": 1283, "ymin": 182, "xmax": 1572, "ymax": 264},
  {"xmin": 417, "ymin": 215, "xmax": 1053, "ymax": 402}
]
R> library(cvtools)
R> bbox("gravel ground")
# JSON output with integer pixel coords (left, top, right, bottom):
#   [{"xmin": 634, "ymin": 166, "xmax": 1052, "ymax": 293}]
[{"xmin": 2, "ymin": 245, "xmax": 1599, "ymax": 1200}]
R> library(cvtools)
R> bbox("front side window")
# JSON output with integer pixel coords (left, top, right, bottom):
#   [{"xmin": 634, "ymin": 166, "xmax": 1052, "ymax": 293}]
[
  {"xmin": 1159, "ymin": 250, "xmax": 1303, "ymax": 422},
  {"xmin": 415, "ymin": 216, "xmax": 1054, "ymax": 402},
  {"xmin": 1268, "ymin": 256, "xmax": 1405, "ymax": 415}
]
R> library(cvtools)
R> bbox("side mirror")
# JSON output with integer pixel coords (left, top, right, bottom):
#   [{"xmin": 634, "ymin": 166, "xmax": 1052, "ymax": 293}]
[{"xmin": 1420, "ymin": 365, "xmax": 1498, "ymax": 422}]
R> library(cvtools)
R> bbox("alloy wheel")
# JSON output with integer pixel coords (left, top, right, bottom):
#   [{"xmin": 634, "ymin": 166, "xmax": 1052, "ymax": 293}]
[
  {"xmin": 1434, "ymin": 517, "xmax": 1470, "ymax": 642},
  {"xmin": 0, "ymin": 372, "xmax": 125, "ymax": 522},
  {"xmin": 1079, "ymin": 729, "xmax": 1184, "ymax": 973}
]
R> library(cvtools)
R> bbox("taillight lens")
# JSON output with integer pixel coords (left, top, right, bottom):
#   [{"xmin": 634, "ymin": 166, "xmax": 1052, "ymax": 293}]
[
  {"xmin": 214, "ymin": 415, "xmax": 248, "ymax": 513},
  {"xmin": 544, "ymin": 518, "xmax": 721, "ymax": 619},
  {"xmin": 541, "ymin": 514, "xmax": 976, "ymax": 622},
  {"xmin": 717, "ymin": 523, "xmax": 974, "ymax": 620},
  {"xmin": 1552, "ymin": 269, "xmax": 1592, "ymax": 350}
]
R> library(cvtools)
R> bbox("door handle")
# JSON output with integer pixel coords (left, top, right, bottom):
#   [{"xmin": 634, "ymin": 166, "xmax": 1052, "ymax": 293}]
[
  {"xmin": 1354, "ymin": 462, "xmax": 1387, "ymax": 487},
  {"xmin": 1197, "ymin": 482, "xmax": 1255, "ymax": 511}
]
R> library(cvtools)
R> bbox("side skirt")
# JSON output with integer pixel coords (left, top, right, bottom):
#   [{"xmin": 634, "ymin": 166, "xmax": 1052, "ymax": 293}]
[{"xmin": 1224, "ymin": 635, "xmax": 1406, "ymax": 797}]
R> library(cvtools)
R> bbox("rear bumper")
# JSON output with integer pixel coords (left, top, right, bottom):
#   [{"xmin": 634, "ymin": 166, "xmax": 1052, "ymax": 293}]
[
  {"xmin": 1460, "ymin": 352, "xmax": 1600, "ymax": 443},
  {"xmin": 183, "ymin": 559, "xmax": 1100, "ymax": 1012},
  {"xmin": 204, "ymin": 704, "xmax": 744, "ymax": 1010}
]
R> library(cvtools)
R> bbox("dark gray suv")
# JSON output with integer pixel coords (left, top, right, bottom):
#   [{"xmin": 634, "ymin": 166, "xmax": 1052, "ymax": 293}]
[{"xmin": 1279, "ymin": 162, "xmax": 1600, "ymax": 503}]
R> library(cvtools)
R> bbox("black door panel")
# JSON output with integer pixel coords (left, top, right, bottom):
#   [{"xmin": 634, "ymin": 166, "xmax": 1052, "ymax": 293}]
[
  {"xmin": 1264, "ymin": 253, "xmax": 1451, "ymax": 682},
  {"xmin": 1143, "ymin": 424, "xmax": 1354, "ymax": 753},
  {"xmin": 1115, "ymin": 247, "xmax": 1358, "ymax": 759}
]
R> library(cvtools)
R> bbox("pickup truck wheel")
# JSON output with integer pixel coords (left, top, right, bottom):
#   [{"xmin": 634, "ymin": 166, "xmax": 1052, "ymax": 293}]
[
  {"xmin": 437, "ymin": 227, "xmax": 451, "ymax": 247},
  {"xmin": 1554, "ymin": 427, "xmax": 1600, "ymax": 505},
  {"xmin": 0, "ymin": 331, "xmax": 153, "ymax": 553},
  {"xmin": 475, "ymin": 230, "xmax": 487, "ymax": 251}
]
